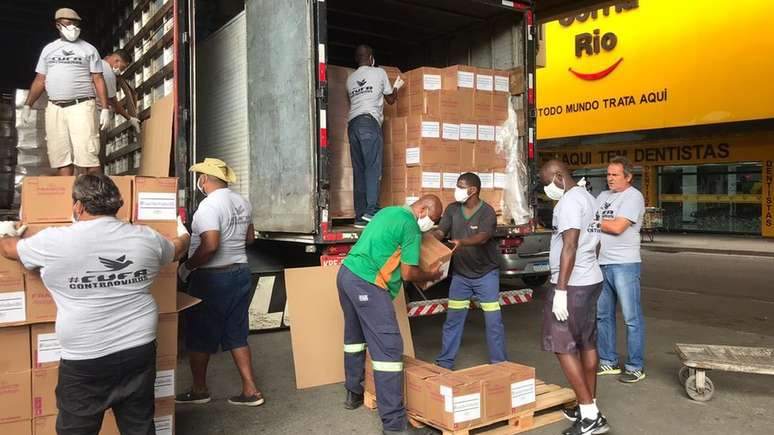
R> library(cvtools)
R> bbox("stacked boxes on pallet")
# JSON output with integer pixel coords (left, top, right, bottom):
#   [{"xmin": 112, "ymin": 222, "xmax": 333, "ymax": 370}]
[{"xmin": 0, "ymin": 176, "xmax": 183, "ymax": 435}]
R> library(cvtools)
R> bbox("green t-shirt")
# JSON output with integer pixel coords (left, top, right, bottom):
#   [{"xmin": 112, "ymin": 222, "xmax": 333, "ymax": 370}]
[{"xmin": 342, "ymin": 206, "xmax": 421, "ymax": 299}]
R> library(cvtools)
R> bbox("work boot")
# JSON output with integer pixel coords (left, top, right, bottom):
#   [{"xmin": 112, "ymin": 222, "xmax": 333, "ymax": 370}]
[
  {"xmin": 382, "ymin": 425, "xmax": 434, "ymax": 435},
  {"xmin": 344, "ymin": 390, "xmax": 364, "ymax": 410}
]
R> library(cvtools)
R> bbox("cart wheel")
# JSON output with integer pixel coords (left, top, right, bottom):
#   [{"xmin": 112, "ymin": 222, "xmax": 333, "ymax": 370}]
[
  {"xmin": 685, "ymin": 374, "xmax": 715, "ymax": 401},
  {"xmin": 678, "ymin": 366, "xmax": 691, "ymax": 385}
]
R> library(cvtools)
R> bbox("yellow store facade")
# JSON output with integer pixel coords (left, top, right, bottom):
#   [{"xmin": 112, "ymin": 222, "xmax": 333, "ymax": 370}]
[{"xmin": 536, "ymin": 0, "xmax": 774, "ymax": 237}]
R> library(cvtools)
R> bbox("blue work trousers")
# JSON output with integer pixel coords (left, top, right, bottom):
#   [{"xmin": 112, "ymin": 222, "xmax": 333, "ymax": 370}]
[{"xmin": 347, "ymin": 114, "xmax": 383, "ymax": 219}]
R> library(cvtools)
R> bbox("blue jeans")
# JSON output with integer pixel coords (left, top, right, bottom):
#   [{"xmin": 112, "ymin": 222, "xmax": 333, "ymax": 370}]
[
  {"xmin": 436, "ymin": 269, "xmax": 507, "ymax": 369},
  {"xmin": 347, "ymin": 114, "xmax": 383, "ymax": 219},
  {"xmin": 596, "ymin": 263, "xmax": 645, "ymax": 372}
]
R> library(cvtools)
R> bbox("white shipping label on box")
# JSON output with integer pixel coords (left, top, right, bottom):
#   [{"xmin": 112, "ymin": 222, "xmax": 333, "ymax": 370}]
[
  {"xmin": 421, "ymin": 121, "xmax": 440, "ymax": 138},
  {"xmin": 458, "ymin": 71, "xmax": 475, "ymax": 89},
  {"xmin": 423, "ymin": 74, "xmax": 442, "ymax": 91},
  {"xmin": 479, "ymin": 173, "xmax": 495, "ymax": 189},
  {"xmin": 476, "ymin": 74, "xmax": 494, "ymax": 91},
  {"xmin": 511, "ymin": 379, "xmax": 536, "ymax": 408},
  {"xmin": 460, "ymin": 124, "xmax": 477, "ymax": 141},
  {"xmin": 154, "ymin": 415, "xmax": 173, "ymax": 435},
  {"xmin": 478, "ymin": 125, "xmax": 495, "ymax": 142},
  {"xmin": 443, "ymin": 172, "xmax": 460, "ymax": 189},
  {"xmin": 440, "ymin": 385, "xmax": 453, "ymax": 413},
  {"xmin": 154, "ymin": 369, "xmax": 175, "ymax": 398},
  {"xmin": 495, "ymin": 75, "xmax": 510, "ymax": 92},
  {"xmin": 38, "ymin": 333, "xmax": 62, "ymax": 363},
  {"xmin": 453, "ymin": 393, "xmax": 481, "ymax": 423},
  {"xmin": 406, "ymin": 148, "xmax": 420, "ymax": 165},
  {"xmin": 422, "ymin": 172, "xmax": 441, "ymax": 189},
  {"xmin": 137, "ymin": 192, "xmax": 177, "ymax": 221},
  {"xmin": 494, "ymin": 172, "xmax": 506, "ymax": 189},
  {"xmin": 442, "ymin": 123, "xmax": 460, "ymax": 141},
  {"xmin": 0, "ymin": 291, "xmax": 26, "ymax": 324}
]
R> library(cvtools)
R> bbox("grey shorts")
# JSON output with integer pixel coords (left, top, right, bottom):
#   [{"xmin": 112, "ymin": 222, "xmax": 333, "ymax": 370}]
[{"xmin": 542, "ymin": 282, "xmax": 603, "ymax": 354}]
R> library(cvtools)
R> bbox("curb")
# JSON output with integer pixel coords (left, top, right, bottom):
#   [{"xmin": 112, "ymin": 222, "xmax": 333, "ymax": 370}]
[{"xmin": 642, "ymin": 246, "xmax": 774, "ymax": 258}]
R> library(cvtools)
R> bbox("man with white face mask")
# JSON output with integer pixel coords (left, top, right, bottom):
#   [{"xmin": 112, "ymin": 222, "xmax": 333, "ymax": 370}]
[
  {"xmin": 433, "ymin": 172, "xmax": 506, "ymax": 369},
  {"xmin": 539, "ymin": 160, "xmax": 609, "ymax": 435},
  {"xmin": 20, "ymin": 8, "xmax": 110, "ymax": 176},
  {"xmin": 338, "ymin": 195, "xmax": 443, "ymax": 435},
  {"xmin": 100, "ymin": 50, "xmax": 141, "ymax": 133},
  {"xmin": 175, "ymin": 158, "xmax": 264, "ymax": 408}
]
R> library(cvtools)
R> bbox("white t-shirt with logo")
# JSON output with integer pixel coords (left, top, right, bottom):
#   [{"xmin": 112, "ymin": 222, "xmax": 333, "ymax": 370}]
[
  {"xmin": 347, "ymin": 66, "xmax": 393, "ymax": 125},
  {"xmin": 596, "ymin": 187, "xmax": 645, "ymax": 265},
  {"xmin": 189, "ymin": 188, "xmax": 252, "ymax": 268},
  {"xmin": 35, "ymin": 38, "xmax": 103, "ymax": 101},
  {"xmin": 549, "ymin": 186, "xmax": 603, "ymax": 286},
  {"xmin": 17, "ymin": 217, "xmax": 175, "ymax": 360}
]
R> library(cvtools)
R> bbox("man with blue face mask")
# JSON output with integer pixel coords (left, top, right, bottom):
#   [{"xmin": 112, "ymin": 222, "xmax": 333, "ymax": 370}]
[
  {"xmin": 338, "ymin": 195, "xmax": 443, "ymax": 435},
  {"xmin": 433, "ymin": 172, "xmax": 506, "ymax": 370},
  {"xmin": 20, "ymin": 8, "xmax": 111, "ymax": 176}
]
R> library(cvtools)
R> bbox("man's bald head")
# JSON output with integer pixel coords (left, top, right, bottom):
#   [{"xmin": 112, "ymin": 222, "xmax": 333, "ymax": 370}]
[
  {"xmin": 539, "ymin": 159, "xmax": 575, "ymax": 190},
  {"xmin": 355, "ymin": 44, "xmax": 374, "ymax": 66},
  {"xmin": 411, "ymin": 194, "xmax": 443, "ymax": 223}
]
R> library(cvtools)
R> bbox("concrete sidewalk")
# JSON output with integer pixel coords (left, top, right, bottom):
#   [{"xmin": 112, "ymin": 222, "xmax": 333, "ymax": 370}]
[{"xmin": 641, "ymin": 233, "xmax": 774, "ymax": 257}]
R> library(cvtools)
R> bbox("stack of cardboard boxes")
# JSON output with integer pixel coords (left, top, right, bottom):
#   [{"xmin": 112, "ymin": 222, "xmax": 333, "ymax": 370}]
[
  {"xmin": 0, "ymin": 175, "xmax": 188, "ymax": 435},
  {"xmin": 365, "ymin": 354, "xmax": 536, "ymax": 432}
]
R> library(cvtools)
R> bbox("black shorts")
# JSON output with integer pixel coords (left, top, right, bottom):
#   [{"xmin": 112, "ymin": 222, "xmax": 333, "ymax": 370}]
[
  {"xmin": 56, "ymin": 341, "xmax": 156, "ymax": 435},
  {"xmin": 542, "ymin": 283, "xmax": 603, "ymax": 354}
]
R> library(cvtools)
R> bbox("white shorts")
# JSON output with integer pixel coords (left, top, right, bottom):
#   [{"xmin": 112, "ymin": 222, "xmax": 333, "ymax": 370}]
[{"xmin": 45, "ymin": 99, "xmax": 101, "ymax": 168}]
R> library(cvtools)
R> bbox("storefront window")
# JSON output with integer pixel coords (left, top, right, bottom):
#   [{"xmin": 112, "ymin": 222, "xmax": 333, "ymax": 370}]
[{"xmin": 658, "ymin": 163, "xmax": 761, "ymax": 234}]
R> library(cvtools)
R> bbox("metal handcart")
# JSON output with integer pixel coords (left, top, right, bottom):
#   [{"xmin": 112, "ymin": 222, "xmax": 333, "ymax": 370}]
[
  {"xmin": 641, "ymin": 207, "xmax": 663, "ymax": 242},
  {"xmin": 675, "ymin": 343, "xmax": 774, "ymax": 401}
]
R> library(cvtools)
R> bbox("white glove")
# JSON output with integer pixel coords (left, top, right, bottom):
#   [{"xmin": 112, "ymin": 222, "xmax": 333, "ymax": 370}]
[
  {"xmin": 176, "ymin": 216, "xmax": 189, "ymax": 237},
  {"xmin": 552, "ymin": 289, "xmax": 569, "ymax": 322},
  {"xmin": 129, "ymin": 116, "xmax": 141, "ymax": 133},
  {"xmin": 0, "ymin": 221, "xmax": 27, "ymax": 238},
  {"xmin": 20, "ymin": 105, "xmax": 33, "ymax": 126},
  {"xmin": 178, "ymin": 262, "xmax": 193, "ymax": 283},
  {"xmin": 393, "ymin": 76, "xmax": 405, "ymax": 91},
  {"xmin": 99, "ymin": 109, "xmax": 111, "ymax": 131}
]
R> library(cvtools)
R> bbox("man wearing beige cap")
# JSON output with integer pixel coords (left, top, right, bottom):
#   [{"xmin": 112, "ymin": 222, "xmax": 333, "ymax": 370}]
[
  {"xmin": 20, "ymin": 8, "xmax": 110, "ymax": 176},
  {"xmin": 176, "ymin": 158, "xmax": 265, "ymax": 407}
]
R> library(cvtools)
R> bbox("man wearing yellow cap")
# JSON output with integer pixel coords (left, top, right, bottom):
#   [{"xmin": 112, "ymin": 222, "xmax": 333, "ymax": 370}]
[{"xmin": 175, "ymin": 158, "xmax": 264, "ymax": 407}]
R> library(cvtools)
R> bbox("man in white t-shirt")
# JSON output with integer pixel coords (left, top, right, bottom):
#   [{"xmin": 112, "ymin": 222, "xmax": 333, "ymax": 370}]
[
  {"xmin": 100, "ymin": 49, "xmax": 141, "ymax": 133},
  {"xmin": 19, "ymin": 8, "xmax": 111, "ymax": 176},
  {"xmin": 595, "ymin": 156, "xmax": 647, "ymax": 384},
  {"xmin": 347, "ymin": 45, "xmax": 404, "ymax": 227},
  {"xmin": 175, "ymin": 158, "xmax": 263, "ymax": 408},
  {"xmin": 539, "ymin": 160, "xmax": 610, "ymax": 435},
  {"xmin": 0, "ymin": 175, "xmax": 190, "ymax": 434}
]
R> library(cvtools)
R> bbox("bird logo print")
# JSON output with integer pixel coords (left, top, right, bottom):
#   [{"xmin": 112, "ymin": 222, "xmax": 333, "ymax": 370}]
[
  {"xmin": 88, "ymin": 255, "xmax": 134, "ymax": 273},
  {"xmin": 357, "ymin": 79, "xmax": 367, "ymax": 87}
]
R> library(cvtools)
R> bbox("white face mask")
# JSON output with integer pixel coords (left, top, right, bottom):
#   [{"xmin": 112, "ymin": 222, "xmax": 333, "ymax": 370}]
[
  {"xmin": 59, "ymin": 24, "xmax": 80, "ymax": 42},
  {"xmin": 112, "ymin": 66, "xmax": 122, "ymax": 75},
  {"xmin": 370, "ymin": 57, "xmax": 375, "ymax": 67},
  {"xmin": 454, "ymin": 187, "xmax": 471, "ymax": 203},
  {"xmin": 417, "ymin": 214, "xmax": 434, "ymax": 233},
  {"xmin": 71, "ymin": 204, "xmax": 80, "ymax": 223},
  {"xmin": 543, "ymin": 175, "xmax": 565, "ymax": 201},
  {"xmin": 196, "ymin": 176, "xmax": 207, "ymax": 196}
]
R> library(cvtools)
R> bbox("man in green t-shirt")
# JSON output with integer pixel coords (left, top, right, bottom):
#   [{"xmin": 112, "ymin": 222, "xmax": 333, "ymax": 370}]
[{"xmin": 338, "ymin": 195, "xmax": 443, "ymax": 435}]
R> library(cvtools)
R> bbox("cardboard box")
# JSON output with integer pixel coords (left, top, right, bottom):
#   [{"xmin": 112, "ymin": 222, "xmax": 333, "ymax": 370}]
[
  {"xmin": 21, "ymin": 177, "xmax": 75, "ymax": 224},
  {"xmin": 443, "ymin": 166, "xmax": 461, "ymax": 191},
  {"xmin": 406, "ymin": 115, "xmax": 446, "ymax": 166},
  {"xmin": 474, "ymin": 91, "xmax": 493, "ymax": 120},
  {"xmin": 132, "ymin": 177, "xmax": 178, "ymax": 223},
  {"xmin": 31, "ymin": 367, "xmax": 58, "ymax": 417},
  {"xmin": 139, "ymin": 221, "xmax": 177, "ymax": 240},
  {"xmin": 424, "ymin": 372, "xmax": 483, "ymax": 431},
  {"xmin": 0, "ymin": 288, "xmax": 26, "ymax": 326},
  {"xmin": 330, "ymin": 190, "xmax": 355, "ymax": 219},
  {"xmin": 0, "ymin": 255, "xmax": 23, "ymax": 292},
  {"xmin": 150, "ymin": 262, "xmax": 178, "ymax": 314},
  {"xmin": 156, "ymin": 313, "xmax": 178, "ymax": 358},
  {"xmin": 536, "ymin": 24, "xmax": 546, "ymax": 68},
  {"xmin": 30, "ymin": 323, "xmax": 60, "ymax": 369},
  {"xmin": 407, "ymin": 67, "xmax": 443, "ymax": 95},
  {"xmin": 3, "ymin": 420, "xmax": 32, "ymax": 435},
  {"xmin": 417, "ymin": 233, "xmax": 454, "ymax": 289},
  {"xmin": 494, "ymin": 361, "xmax": 537, "ymax": 414},
  {"xmin": 25, "ymin": 272, "xmax": 56, "ymax": 324},
  {"xmin": 407, "ymin": 165, "xmax": 443, "ymax": 191},
  {"xmin": 474, "ymin": 142, "xmax": 497, "ymax": 169},
  {"xmin": 478, "ymin": 124, "xmax": 496, "ymax": 143},
  {"xmin": 458, "ymin": 90, "xmax": 475, "ymax": 118},
  {"xmin": 457, "ymin": 365, "xmax": 512, "ymax": 422},
  {"xmin": 405, "ymin": 364, "xmax": 450, "ymax": 418},
  {"xmin": 479, "ymin": 171, "xmax": 495, "ymax": 191},
  {"xmin": 365, "ymin": 353, "xmax": 435, "ymax": 397},
  {"xmin": 155, "ymin": 355, "xmax": 176, "ymax": 399},
  {"xmin": 391, "ymin": 166, "xmax": 407, "ymax": 192},
  {"xmin": 0, "ymin": 326, "xmax": 31, "ymax": 372},
  {"xmin": 481, "ymin": 190, "xmax": 504, "ymax": 214},
  {"xmin": 492, "ymin": 94, "xmax": 509, "ymax": 117},
  {"xmin": 391, "ymin": 117, "xmax": 407, "ymax": 144},
  {"xmin": 508, "ymin": 67, "xmax": 525, "ymax": 95},
  {"xmin": 109, "ymin": 176, "xmax": 133, "ymax": 222},
  {"xmin": 494, "ymin": 70, "xmax": 510, "ymax": 94},
  {"xmin": 33, "ymin": 416, "xmax": 55, "ymax": 435},
  {"xmin": 0, "ymin": 370, "xmax": 32, "ymax": 423},
  {"xmin": 441, "ymin": 65, "xmax": 476, "ymax": 91},
  {"xmin": 476, "ymin": 69, "xmax": 495, "ymax": 92},
  {"xmin": 493, "ymin": 167, "xmax": 507, "ymax": 190},
  {"xmin": 459, "ymin": 123, "xmax": 477, "ymax": 143}
]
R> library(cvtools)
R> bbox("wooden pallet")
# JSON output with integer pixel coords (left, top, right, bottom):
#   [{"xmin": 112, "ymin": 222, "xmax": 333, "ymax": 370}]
[{"xmin": 364, "ymin": 379, "xmax": 576, "ymax": 434}]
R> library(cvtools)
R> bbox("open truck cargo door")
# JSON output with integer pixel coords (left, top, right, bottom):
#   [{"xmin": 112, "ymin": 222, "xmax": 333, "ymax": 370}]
[{"xmin": 246, "ymin": 1, "xmax": 318, "ymax": 234}]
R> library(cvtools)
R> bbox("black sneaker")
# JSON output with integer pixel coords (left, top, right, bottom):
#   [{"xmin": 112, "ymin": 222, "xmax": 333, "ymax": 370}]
[
  {"xmin": 562, "ymin": 413, "xmax": 610, "ymax": 435},
  {"xmin": 228, "ymin": 392, "xmax": 265, "ymax": 407},
  {"xmin": 354, "ymin": 220, "xmax": 368, "ymax": 229},
  {"xmin": 175, "ymin": 390, "xmax": 211, "ymax": 404},
  {"xmin": 596, "ymin": 363, "xmax": 621, "ymax": 376},
  {"xmin": 362, "ymin": 214, "xmax": 375, "ymax": 222},
  {"xmin": 620, "ymin": 369, "xmax": 646, "ymax": 383},
  {"xmin": 344, "ymin": 390, "xmax": 364, "ymax": 410},
  {"xmin": 563, "ymin": 405, "xmax": 580, "ymax": 422}
]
